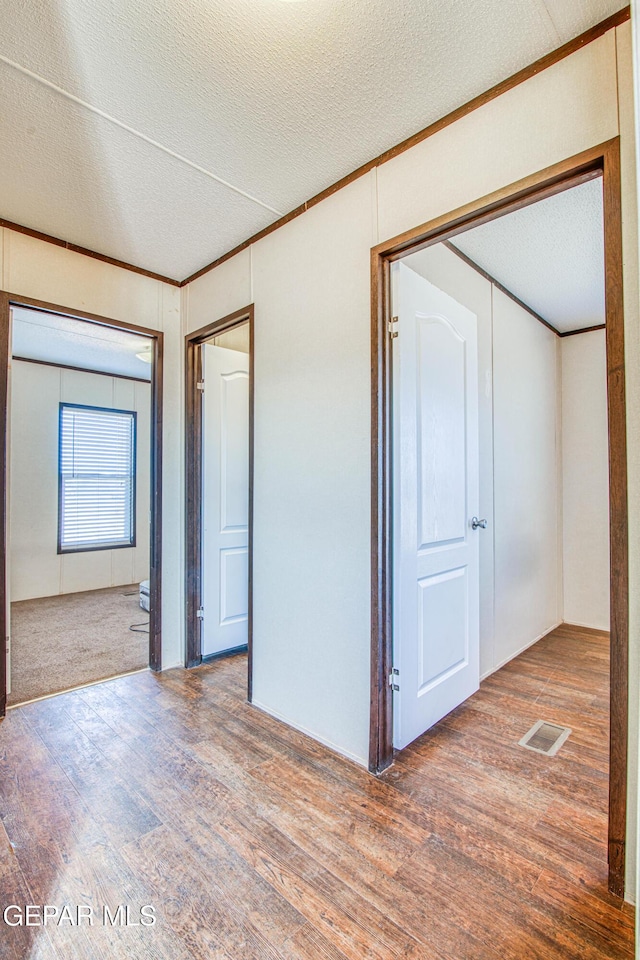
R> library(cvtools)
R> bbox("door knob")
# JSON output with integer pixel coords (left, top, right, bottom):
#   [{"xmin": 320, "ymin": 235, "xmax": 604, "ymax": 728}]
[{"xmin": 471, "ymin": 517, "xmax": 488, "ymax": 530}]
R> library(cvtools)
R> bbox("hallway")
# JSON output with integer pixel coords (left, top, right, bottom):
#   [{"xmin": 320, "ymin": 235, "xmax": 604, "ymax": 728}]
[{"xmin": 0, "ymin": 624, "xmax": 632, "ymax": 959}]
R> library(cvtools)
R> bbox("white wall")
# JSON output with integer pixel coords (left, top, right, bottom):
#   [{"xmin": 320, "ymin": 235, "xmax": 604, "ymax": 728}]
[
  {"xmin": 1, "ymin": 229, "xmax": 183, "ymax": 669},
  {"xmin": 10, "ymin": 360, "xmax": 150, "ymax": 602},
  {"xmin": 561, "ymin": 330, "xmax": 610, "ymax": 630},
  {"xmin": 182, "ymin": 29, "xmax": 621, "ymax": 770},
  {"xmin": 213, "ymin": 323, "xmax": 250, "ymax": 352},
  {"xmin": 183, "ymin": 21, "xmax": 639, "ymax": 897},
  {"xmin": 492, "ymin": 287, "xmax": 562, "ymax": 663}
]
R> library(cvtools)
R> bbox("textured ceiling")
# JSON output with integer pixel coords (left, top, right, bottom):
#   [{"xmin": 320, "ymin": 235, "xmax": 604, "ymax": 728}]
[
  {"xmin": 12, "ymin": 307, "xmax": 153, "ymax": 379},
  {"xmin": 0, "ymin": 0, "xmax": 625, "ymax": 280},
  {"xmin": 449, "ymin": 177, "xmax": 605, "ymax": 332}
]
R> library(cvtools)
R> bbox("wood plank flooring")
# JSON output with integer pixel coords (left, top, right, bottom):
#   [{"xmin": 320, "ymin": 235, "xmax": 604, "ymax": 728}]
[{"xmin": 0, "ymin": 624, "xmax": 634, "ymax": 959}]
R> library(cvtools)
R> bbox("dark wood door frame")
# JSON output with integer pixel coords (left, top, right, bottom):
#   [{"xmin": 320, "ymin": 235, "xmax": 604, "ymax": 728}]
[
  {"xmin": 184, "ymin": 306, "xmax": 254, "ymax": 698},
  {"xmin": 370, "ymin": 138, "xmax": 628, "ymax": 897},
  {"xmin": 0, "ymin": 293, "xmax": 164, "ymax": 721}
]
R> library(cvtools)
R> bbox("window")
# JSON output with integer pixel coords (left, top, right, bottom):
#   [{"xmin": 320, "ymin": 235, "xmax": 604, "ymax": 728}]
[{"xmin": 58, "ymin": 403, "xmax": 136, "ymax": 553}]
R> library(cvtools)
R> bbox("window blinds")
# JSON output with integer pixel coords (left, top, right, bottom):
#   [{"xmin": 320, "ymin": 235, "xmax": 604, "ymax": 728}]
[{"xmin": 59, "ymin": 404, "xmax": 136, "ymax": 552}]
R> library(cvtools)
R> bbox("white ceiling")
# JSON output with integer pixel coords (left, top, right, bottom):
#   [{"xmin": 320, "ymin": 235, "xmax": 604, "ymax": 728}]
[
  {"xmin": 0, "ymin": 0, "xmax": 625, "ymax": 280},
  {"xmin": 12, "ymin": 306, "xmax": 153, "ymax": 380},
  {"xmin": 449, "ymin": 177, "xmax": 605, "ymax": 332}
]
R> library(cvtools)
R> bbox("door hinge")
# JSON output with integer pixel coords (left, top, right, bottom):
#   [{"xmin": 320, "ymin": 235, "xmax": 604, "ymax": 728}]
[
  {"xmin": 389, "ymin": 668, "xmax": 399, "ymax": 691},
  {"xmin": 388, "ymin": 316, "xmax": 399, "ymax": 339},
  {"xmin": 196, "ymin": 380, "xmax": 205, "ymax": 392},
  {"xmin": 196, "ymin": 607, "xmax": 204, "ymax": 620}
]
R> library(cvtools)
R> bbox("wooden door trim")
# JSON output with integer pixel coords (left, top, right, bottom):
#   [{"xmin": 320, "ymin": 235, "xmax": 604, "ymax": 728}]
[
  {"xmin": 370, "ymin": 139, "xmax": 628, "ymax": 897},
  {"xmin": 11, "ymin": 355, "xmax": 153, "ymax": 383},
  {"xmin": 184, "ymin": 306, "xmax": 254, "ymax": 701},
  {"xmin": 0, "ymin": 294, "xmax": 164, "ymax": 719}
]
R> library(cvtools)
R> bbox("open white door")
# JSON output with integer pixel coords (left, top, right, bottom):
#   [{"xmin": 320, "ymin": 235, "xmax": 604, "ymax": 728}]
[
  {"xmin": 392, "ymin": 262, "xmax": 481, "ymax": 750},
  {"xmin": 201, "ymin": 343, "xmax": 249, "ymax": 658}
]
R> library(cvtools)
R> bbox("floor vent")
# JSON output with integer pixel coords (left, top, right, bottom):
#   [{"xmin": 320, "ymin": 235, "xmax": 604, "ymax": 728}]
[{"xmin": 518, "ymin": 720, "xmax": 571, "ymax": 757}]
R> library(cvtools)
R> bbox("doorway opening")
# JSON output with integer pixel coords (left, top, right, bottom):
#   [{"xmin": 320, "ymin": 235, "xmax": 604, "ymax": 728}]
[
  {"xmin": 185, "ymin": 306, "xmax": 253, "ymax": 695},
  {"xmin": 370, "ymin": 139, "xmax": 627, "ymax": 896},
  {"xmin": 0, "ymin": 295, "xmax": 164, "ymax": 716}
]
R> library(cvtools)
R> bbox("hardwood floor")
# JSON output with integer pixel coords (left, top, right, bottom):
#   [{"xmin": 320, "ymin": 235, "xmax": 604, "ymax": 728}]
[{"xmin": 0, "ymin": 624, "xmax": 634, "ymax": 959}]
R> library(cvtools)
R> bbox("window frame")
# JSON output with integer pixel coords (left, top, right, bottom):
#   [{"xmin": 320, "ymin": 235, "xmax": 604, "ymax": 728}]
[{"xmin": 57, "ymin": 401, "xmax": 138, "ymax": 555}]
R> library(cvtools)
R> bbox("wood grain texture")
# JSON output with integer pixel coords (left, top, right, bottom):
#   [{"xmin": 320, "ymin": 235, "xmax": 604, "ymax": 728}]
[
  {"xmin": 369, "ymin": 253, "xmax": 392, "ymax": 774},
  {"xmin": 0, "ymin": 624, "xmax": 634, "ymax": 958},
  {"xmin": 149, "ymin": 331, "xmax": 163, "ymax": 672},
  {"xmin": 602, "ymin": 138, "xmax": 628, "ymax": 898},
  {"xmin": 560, "ymin": 324, "xmax": 607, "ymax": 338},
  {"xmin": 185, "ymin": 339, "xmax": 203, "ymax": 668}
]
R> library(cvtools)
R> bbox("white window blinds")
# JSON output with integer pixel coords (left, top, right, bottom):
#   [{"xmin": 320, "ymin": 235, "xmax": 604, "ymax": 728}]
[{"xmin": 59, "ymin": 404, "xmax": 136, "ymax": 552}]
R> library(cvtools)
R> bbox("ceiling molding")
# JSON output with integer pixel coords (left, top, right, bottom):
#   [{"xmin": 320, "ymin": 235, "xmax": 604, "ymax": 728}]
[
  {"xmin": 12, "ymin": 355, "xmax": 151, "ymax": 383},
  {"xmin": 443, "ymin": 240, "xmax": 560, "ymax": 336},
  {"xmin": 560, "ymin": 323, "xmax": 606, "ymax": 337},
  {"xmin": 180, "ymin": 6, "xmax": 629, "ymax": 287},
  {"xmin": 0, "ymin": 7, "xmax": 628, "ymax": 290},
  {"xmin": 0, "ymin": 216, "xmax": 181, "ymax": 287}
]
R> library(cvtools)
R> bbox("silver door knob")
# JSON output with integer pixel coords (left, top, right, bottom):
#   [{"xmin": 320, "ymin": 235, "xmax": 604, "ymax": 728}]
[{"xmin": 471, "ymin": 517, "xmax": 488, "ymax": 530}]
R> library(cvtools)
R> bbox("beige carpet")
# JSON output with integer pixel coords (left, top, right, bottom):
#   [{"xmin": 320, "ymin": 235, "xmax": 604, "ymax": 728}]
[{"xmin": 8, "ymin": 584, "xmax": 149, "ymax": 706}]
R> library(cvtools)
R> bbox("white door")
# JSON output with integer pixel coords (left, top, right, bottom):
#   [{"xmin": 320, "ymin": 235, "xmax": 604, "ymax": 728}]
[
  {"xmin": 201, "ymin": 343, "xmax": 249, "ymax": 658},
  {"xmin": 392, "ymin": 262, "xmax": 481, "ymax": 750}
]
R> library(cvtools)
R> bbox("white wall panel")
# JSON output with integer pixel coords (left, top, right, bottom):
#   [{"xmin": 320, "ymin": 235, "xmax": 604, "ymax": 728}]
[
  {"xmin": 10, "ymin": 361, "xmax": 151, "ymax": 601},
  {"xmin": 3, "ymin": 230, "xmax": 163, "ymax": 331},
  {"xmin": 561, "ymin": 331, "xmax": 610, "ymax": 630},
  {"xmin": 250, "ymin": 174, "xmax": 375, "ymax": 765},
  {"xmin": 158, "ymin": 282, "xmax": 184, "ymax": 668},
  {"xmin": 184, "ymin": 248, "xmax": 252, "ymax": 334},
  {"xmin": 2, "ymin": 235, "xmax": 181, "ymax": 670},
  {"xmin": 377, "ymin": 32, "xmax": 618, "ymax": 244},
  {"xmin": 133, "ymin": 380, "xmax": 153, "ymax": 586},
  {"xmin": 493, "ymin": 288, "xmax": 561, "ymax": 665},
  {"xmin": 9, "ymin": 362, "xmax": 62, "ymax": 599},
  {"xmin": 181, "ymin": 34, "xmax": 623, "ymax": 777}
]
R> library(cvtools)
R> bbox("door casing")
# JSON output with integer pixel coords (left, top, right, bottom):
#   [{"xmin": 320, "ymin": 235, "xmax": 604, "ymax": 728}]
[
  {"xmin": 369, "ymin": 138, "xmax": 628, "ymax": 897},
  {"xmin": 184, "ymin": 306, "xmax": 254, "ymax": 698},
  {"xmin": 0, "ymin": 293, "xmax": 164, "ymax": 718}
]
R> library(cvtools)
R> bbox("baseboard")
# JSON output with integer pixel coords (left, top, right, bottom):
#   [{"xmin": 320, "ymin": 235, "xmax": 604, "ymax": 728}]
[
  {"xmin": 559, "ymin": 620, "xmax": 611, "ymax": 636},
  {"xmin": 480, "ymin": 621, "xmax": 562, "ymax": 681},
  {"xmin": 202, "ymin": 644, "xmax": 248, "ymax": 664},
  {"xmin": 251, "ymin": 697, "xmax": 368, "ymax": 768}
]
